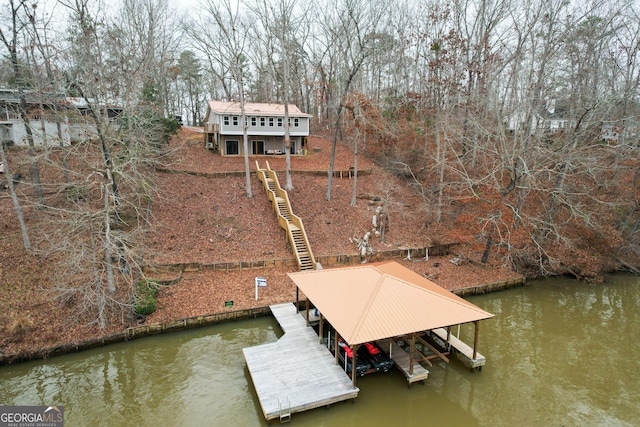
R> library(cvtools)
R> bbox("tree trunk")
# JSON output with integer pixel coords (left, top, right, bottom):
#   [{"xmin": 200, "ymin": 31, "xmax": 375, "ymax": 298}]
[
  {"xmin": 0, "ymin": 0, "xmax": 44, "ymax": 205},
  {"xmin": 350, "ymin": 128, "xmax": 359, "ymax": 207},
  {"xmin": 326, "ymin": 105, "xmax": 342, "ymax": 201},
  {"xmin": 481, "ymin": 235, "xmax": 493, "ymax": 264},
  {"xmin": 283, "ymin": 64, "xmax": 294, "ymax": 190},
  {"xmin": 0, "ymin": 142, "xmax": 31, "ymax": 250},
  {"xmin": 104, "ymin": 184, "xmax": 116, "ymax": 294},
  {"xmin": 435, "ymin": 117, "xmax": 444, "ymax": 223},
  {"xmin": 239, "ymin": 78, "xmax": 253, "ymax": 198},
  {"xmin": 20, "ymin": 102, "xmax": 45, "ymax": 206}
]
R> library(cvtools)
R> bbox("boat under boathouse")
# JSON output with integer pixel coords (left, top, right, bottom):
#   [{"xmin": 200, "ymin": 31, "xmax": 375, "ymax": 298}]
[{"xmin": 243, "ymin": 261, "xmax": 494, "ymax": 422}]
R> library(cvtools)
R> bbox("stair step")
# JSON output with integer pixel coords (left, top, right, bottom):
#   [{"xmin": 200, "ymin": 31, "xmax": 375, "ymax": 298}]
[{"xmin": 258, "ymin": 164, "xmax": 315, "ymax": 272}]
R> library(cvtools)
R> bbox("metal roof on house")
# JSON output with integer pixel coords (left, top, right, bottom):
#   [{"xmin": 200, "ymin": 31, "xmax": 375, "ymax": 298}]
[
  {"xmin": 288, "ymin": 261, "xmax": 494, "ymax": 345},
  {"xmin": 207, "ymin": 100, "xmax": 312, "ymax": 117}
]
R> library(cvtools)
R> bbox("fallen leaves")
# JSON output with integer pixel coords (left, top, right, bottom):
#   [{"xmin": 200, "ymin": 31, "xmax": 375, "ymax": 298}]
[{"xmin": 0, "ymin": 129, "xmax": 521, "ymax": 362}]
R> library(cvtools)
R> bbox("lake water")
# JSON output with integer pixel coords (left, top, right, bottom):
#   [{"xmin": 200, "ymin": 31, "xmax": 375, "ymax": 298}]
[{"xmin": 1, "ymin": 274, "xmax": 639, "ymax": 426}]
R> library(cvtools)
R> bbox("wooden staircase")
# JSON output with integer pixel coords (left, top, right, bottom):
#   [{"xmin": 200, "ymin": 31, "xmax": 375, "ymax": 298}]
[{"xmin": 255, "ymin": 161, "xmax": 316, "ymax": 271}]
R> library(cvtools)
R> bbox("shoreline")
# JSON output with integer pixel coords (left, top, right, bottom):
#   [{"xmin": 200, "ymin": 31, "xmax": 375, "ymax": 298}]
[{"xmin": 0, "ymin": 273, "xmax": 525, "ymax": 366}]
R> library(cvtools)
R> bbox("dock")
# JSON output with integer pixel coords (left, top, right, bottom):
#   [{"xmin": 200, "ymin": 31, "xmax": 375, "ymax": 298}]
[
  {"xmin": 376, "ymin": 339, "xmax": 430, "ymax": 385},
  {"xmin": 243, "ymin": 303, "xmax": 359, "ymax": 422},
  {"xmin": 430, "ymin": 328, "xmax": 486, "ymax": 369}
]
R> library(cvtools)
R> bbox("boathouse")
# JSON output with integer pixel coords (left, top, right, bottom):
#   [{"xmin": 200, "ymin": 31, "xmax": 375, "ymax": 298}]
[
  {"xmin": 243, "ymin": 260, "xmax": 494, "ymax": 422},
  {"xmin": 288, "ymin": 261, "xmax": 494, "ymax": 386}
]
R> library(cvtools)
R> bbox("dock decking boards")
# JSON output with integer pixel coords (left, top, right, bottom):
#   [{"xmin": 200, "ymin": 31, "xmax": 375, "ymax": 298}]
[
  {"xmin": 430, "ymin": 328, "xmax": 486, "ymax": 369},
  {"xmin": 243, "ymin": 303, "xmax": 359, "ymax": 421},
  {"xmin": 376, "ymin": 339, "xmax": 430, "ymax": 385}
]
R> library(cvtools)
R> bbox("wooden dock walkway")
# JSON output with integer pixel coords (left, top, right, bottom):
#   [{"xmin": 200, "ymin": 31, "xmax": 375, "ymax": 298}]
[
  {"xmin": 376, "ymin": 339, "xmax": 430, "ymax": 385},
  {"xmin": 430, "ymin": 328, "xmax": 486, "ymax": 369},
  {"xmin": 243, "ymin": 303, "xmax": 359, "ymax": 422}
]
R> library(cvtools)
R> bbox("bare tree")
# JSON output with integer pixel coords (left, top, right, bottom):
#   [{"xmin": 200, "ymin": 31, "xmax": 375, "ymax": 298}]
[
  {"xmin": 23, "ymin": 1, "xmax": 70, "ymax": 186},
  {"xmin": 0, "ymin": 141, "xmax": 30, "ymax": 250},
  {"xmin": 178, "ymin": 50, "xmax": 202, "ymax": 126},
  {"xmin": 189, "ymin": 0, "xmax": 253, "ymax": 197},
  {"xmin": 0, "ymin": 0, "xmax": 44, "ymax": 205},
  {"xmin": 320, "ymin": 0, "xmax": 388, "ymax": 201},
  {"xmin": 251, "ymin": 0, "xmax": 311, "ymax": 190},
  {"xmin": 43, "ymin": 0, "xmax": 180, "ymax": 327}
]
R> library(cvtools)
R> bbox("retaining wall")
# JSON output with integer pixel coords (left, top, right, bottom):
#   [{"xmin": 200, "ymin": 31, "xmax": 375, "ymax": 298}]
[
  {"xmin": 155, "ymin": 168, "xmax": 371, "ymax": 179},
  {"xmin": 146, "ymin": 243, "xmax": 458, "ymax": 274},
  {"xmin": 1, "ymin": 244, "xmax": 526, "ymax": 366}
]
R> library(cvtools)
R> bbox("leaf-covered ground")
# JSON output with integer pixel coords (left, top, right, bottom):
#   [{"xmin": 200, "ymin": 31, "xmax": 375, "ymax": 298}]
[{"xmin": 0, "ymin": 128, "xmax": 522, "ymax": 362}]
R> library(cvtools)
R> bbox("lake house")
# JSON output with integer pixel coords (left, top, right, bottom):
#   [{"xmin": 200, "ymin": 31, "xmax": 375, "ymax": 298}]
[{"xmin": 203, "ymin": 100, "xmax": 312, "ymax": 156}]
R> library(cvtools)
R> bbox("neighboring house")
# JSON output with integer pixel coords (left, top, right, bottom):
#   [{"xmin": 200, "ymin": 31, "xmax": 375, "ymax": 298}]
[
  {"xmin": 601, "ymin": 119, "xmax": 639, "ymax": 144},
  {"xmin": 203, "ymin": 100, "xmax": 312, "ymax": 155},
  {"xmin": 505, "ymin": 99, "xmax": 575, "ymax": 135},
  {"xmin": 65, "ymin": 97, "xmax": 124, "ymax": 143},
  {"xmin": 0, "ymin": 88, "xmax": 71, "ymax": 147},
  {"xmin": 0, "ymin": 89, "xmax": 126, "ymax": 147},
  {"xmin": 536, "ymin": 99, "xmax": 575, "ymax": 132}
]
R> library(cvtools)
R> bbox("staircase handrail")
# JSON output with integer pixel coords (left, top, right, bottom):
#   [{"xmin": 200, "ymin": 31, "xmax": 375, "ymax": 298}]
[{"xmin": 255, "ymin": 161, "xmax": 316, "ymax": 270}]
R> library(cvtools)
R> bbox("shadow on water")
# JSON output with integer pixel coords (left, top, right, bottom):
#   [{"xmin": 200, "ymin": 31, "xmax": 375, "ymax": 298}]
[{"xmin": 1, "ymin": 274, "xmax": 639, "ymax": 426}]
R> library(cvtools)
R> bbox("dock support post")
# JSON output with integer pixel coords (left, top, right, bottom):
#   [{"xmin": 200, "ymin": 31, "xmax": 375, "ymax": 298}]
[
  {"xmin": 409, "ymin": 334, "xmax": 415, "ymax": 375},
  {"xmin": 305, "ymin": 300, "xmax": 309, "ymax": 326},
  {"xmin": 295, "ymin": 288, "xmax": 299, "ymax": 313},
  {"xmin": 351, "ymin": 345, "xmax": 357, "ymax": 387},
  {"xmin": 319, "ymin": 313, "xmax": 324, "ymax": 344},
  {"xmin": 446, "ymin": 326, "xmax": 452, "ymax": 351},
  {"xmin": 473, "ymin": 321, "xmax": 479, "ymax": 360}
]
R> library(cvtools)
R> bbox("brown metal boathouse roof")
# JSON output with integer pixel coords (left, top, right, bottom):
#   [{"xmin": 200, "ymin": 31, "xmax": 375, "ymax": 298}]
[{"xmin": 287, "ymin": 261, "xmax": 494, "ymax": 345}]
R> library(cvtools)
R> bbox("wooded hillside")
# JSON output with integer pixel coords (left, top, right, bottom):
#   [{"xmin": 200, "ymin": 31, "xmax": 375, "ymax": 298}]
[{"xmin": 0, "ymin": 0, "xmax": 639, "ymax": 359}]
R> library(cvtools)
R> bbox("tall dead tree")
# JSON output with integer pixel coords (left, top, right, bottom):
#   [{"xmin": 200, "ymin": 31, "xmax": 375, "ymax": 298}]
[
  {"xmin": 0, "ymin": 141, "xmax": 30, "ymax": 250},
  {"xmin": 194, "ymin": 0, "xmax": 253, "ymax": 197},
  {"xmin": 49, "ymin": 0, "xmax": 180, "ymax": 327},
  {"xmin": 251, "ymin": 0, "xmax": 310, "ymax": 190},
  {"xmin": 0, "ymin": 0, "xmax": 44, "ymax": 205},
  {"xmin": 321, "ymin": 0, "xmax": 387, "ymax": 201}
]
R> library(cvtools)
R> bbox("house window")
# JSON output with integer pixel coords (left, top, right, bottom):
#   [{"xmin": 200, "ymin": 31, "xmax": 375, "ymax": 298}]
[
  {"xmin": 277, "ymin": 117, "xmax": 283, "ymax": 127},
  {"xmin": 251, "ymin": 117, "xmax": 257, "ymax": 126},
  {"xmin": 223, "ymin": 116, "xmax": 230, "ymax": 126},
  {"xmin": 260, "ymin": 117, "xmax": 265, "ymax": 127},
  {"xmin": 232, "ymin": 116, "xmax": 239, "ymax": 126},
  {"xmin": 294, "ymin": 118, "xmax": 299, "ymax": 127},
  {"xmin": 226, "ymin": 140, "xmax": 239, "ymax": 155},
  {"xmin": 253, "ymin": 140, "xmax": 265, "ymax": 155},
  {"xmin": 269, "ymin": 117, "xmax": 274, "ymax": 127}
]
